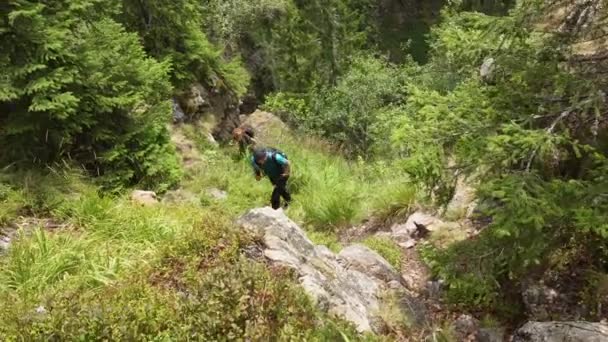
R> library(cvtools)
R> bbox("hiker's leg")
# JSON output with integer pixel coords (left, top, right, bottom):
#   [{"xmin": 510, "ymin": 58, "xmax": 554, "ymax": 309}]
[
  {"xmin": 271, "ymin": 184, "xmax": 281, "ymax": 209},
  {"xmin": 279, "ymin": 177, "xmax": 291, "ymax": 204}
]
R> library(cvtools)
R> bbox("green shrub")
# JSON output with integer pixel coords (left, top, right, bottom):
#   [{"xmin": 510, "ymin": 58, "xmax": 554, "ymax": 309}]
[
  {"xmin": 362, "ymin": 236, "xmax": 402, "ymax": 269},
  {"xmin": 298, "ymin": 55, "xmax": 409, "ymax": 157}
]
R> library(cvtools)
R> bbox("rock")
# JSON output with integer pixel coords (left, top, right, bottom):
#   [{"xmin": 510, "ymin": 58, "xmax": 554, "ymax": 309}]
[
  {"xmin": 242, "ymin": 110, "xmax": 288, "ymax": 138},
  {"xmin": 426, "ymin": 280, "xmax": 445, "ymax": 300},
  {"xmin": 480, "ymin": 57, "xmax": 495, "ymax": 81},
  {"xmin": 399, "ymin": 239, "xmax": 417, "ymax": 249},
  {"xmin": 512, "ymin": 321, "xmax": 608, "ymax": 342},
  {"xmin": 445, "ymin": 177, "xmax": 477, "ymax": 220},
  {"xmin": 522, "ymin": 282, "xmax": 560, "ymax": 320},
  {"xmin": 0, "ymin": 235, "xmax": 11, "ymax": 253},
  {"xmin": 35, "ymin": 305, "xmax": 47, "ymax": 315},
  {"xmin": 172, "ymin": 98, "xmax": 186, "ymax": 123},
  {"xmin": 207, "ymin": 188, "xmax": 228, "ymax": 201},
  {"xmin": 453, "ymin": 314, "xmax": 480, "ymax": 340},
  {"xmin": 476, "ymin": 327, "xmax": 505, "ymax": 342},
  {"xmin": 180, "ymin": 83, "xmax": 208, "ymax": 118},
  {"xmin": 162, "ymin": 189, "xmax": 199, "ymax": 205},
  {"xmin": 130, "ymin": 190, "xmax": 158, "ymax": 206},
  {"xmin": 338, "ymin": 244, "xmax": 401, "ymax": 284},
  {"xmin": 391, "ymin": 211, "xmax": 444, "ymax": 242},
  {"xmin": 237, "ymin": 207, "xmax": 425, "ymax": 333}
]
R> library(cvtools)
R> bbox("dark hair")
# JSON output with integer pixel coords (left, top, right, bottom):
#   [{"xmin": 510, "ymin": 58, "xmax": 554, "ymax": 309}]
[{"xmin": 253, "ymin": 148, "xmax": 267, "ymax": 162}]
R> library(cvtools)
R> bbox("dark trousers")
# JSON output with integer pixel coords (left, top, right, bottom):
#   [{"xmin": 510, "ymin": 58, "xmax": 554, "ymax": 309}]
[{"xmin": 271, "ymin": 177, "xmax": 291, "ymax": 209}]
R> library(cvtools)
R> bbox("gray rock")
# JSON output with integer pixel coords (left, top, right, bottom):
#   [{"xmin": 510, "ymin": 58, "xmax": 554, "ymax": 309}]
[
  {"xmin": 480, "ymin": 57, "xmax": 495, "ymax": 81},
  {"xmin": 172, "ymin": 98, "xmax": 186, "ymax": 123},
  {"xmin": 391, "ymin": 211, "xmax": 443, "ymax": 242},
  {"xmin": 338, "ymin": 244, "xmax": 401, "ymax": 284},
  {"xmin": 237, "ymin": 207, "xmax": 425, "ymax": 333},
  {"xmin": 522, "ymin": 282, "xmax": 560, "ymax": 320},
  {"xmin": 242, "ymin": 110, "xmax": 289, "ymax": 138},
  {"xmin": 399, "ymin": 239, "xmax": 417, "ymax": 249},
  {"xmin": 512, "ymin": 321, "xmax": 608, "ymax": 342},
  {"xmin": 476, "ymin": 327, "xmax": 505, "ymax": 342},
  {"xmin": 162, "ymin": 189, "xmax": 199, "ymax": 205},
  {"xmin": 130, "ymin": 190, "xmax": 158, "ymax": 206},
  {"xmin": 445, "ymin": 177, "xmax": 477, "ymax": 220},
  {"xmin": 453, "ymin": 314, "xmax": 479, "ymax": 339},
  {"xmin": 207, "ymin": 188, "xmax": 228, "ymax": 201},
  {"xmin": 0, "ymin": 235, "xmax": 11, "ymax": 253}
]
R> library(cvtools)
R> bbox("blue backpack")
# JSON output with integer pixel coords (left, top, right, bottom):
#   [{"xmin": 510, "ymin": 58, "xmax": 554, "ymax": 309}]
[{"xmin": 267, "ymin": 147, "xmax": 288, "ymax": 161}]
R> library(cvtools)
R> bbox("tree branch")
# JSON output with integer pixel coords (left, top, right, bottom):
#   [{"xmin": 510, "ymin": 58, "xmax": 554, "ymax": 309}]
[{"xmin": 525, "ymin": 110, "xmax": 571, "ymax": 172}]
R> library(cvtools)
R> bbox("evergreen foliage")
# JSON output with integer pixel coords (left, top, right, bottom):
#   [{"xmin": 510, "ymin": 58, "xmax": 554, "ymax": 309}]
[
  {"xmin": 120, "ymin": 0, "xmax": 249, "ymax": 95},
  {"xmin": 397, "ymin": 1, "xmax": 608, "ymax": 312},
  {"xmin": 0, "ymin": 1, "xmax": 182, "ymax": 191}
]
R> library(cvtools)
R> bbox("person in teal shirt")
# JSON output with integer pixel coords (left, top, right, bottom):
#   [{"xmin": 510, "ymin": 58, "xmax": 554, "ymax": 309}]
[{"xmin": 251, "ymin": 147, "xmax": 291, "ymax": 209}]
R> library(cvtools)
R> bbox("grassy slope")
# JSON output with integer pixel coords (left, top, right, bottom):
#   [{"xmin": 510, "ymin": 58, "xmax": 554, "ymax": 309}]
[{"xmin": 0, "ymin": 124, "xmax": 415, "ymax": 340}]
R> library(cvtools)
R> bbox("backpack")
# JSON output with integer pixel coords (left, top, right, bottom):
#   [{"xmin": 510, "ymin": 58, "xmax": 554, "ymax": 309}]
[{"xmin": 267, "ymin": 147, "xmax": 288, "ymax": 161}]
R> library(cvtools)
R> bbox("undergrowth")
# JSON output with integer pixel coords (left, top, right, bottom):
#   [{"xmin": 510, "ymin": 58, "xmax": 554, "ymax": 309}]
[{"xmin": 0, "ymin": 169, "xmax": 381, "ymax": 340}]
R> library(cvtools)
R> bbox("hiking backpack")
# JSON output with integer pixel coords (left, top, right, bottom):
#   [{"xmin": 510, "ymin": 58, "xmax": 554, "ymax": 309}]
[{"xmin": 267, "ymin": 147, "xmax": 288, "ymax": 161}]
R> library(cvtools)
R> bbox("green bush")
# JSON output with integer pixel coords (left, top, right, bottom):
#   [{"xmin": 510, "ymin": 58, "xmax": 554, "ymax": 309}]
[{"xmin": 291, "ymin": 55, "xmax": 409, "ymax": 157}]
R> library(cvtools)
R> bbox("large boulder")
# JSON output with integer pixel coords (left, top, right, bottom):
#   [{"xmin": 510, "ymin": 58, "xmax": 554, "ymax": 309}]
[
  {"xmin": 512, "ymin": 321, "xmax": 608, "ymax": 342},
  {"xmin": 130, "ymin": 190, "xmax": 158, "ymax": 206},
  {"xmin": 391, "ymin": 211, "xmax": 444, "ymax": 242},
  {"xmin": 237, "ymin": 207, "xmax": 425, "ymax": 333},
  {"xmin": 242, "ymin": 110, "xmax": 289, "ymax": 139},
  {"xmin": 338, "ymin": 244, "xmax": 401, "ymax": 284}
]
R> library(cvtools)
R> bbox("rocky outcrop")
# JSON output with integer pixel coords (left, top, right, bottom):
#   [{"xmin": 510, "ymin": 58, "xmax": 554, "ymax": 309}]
[
  {"xmin": 242, "ymin": 110, "xmax": 289, "ymax": 141},
  {"xmin": 130, "ymin": 190, "xmax": 158, "ymax": 206},
  {"xmin": 512, "ymin": 321, "xmax": 608, "ymax": 342},
  {"xmin": 237, "ymin": 207, "xmax": 426, "ymax": 333},
  {"xmin": 176, "ymin": 82, "xmax": 242, "ymax": 142}
]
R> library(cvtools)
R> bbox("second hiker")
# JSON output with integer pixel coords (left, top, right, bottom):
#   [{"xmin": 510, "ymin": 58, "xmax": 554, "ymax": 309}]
[
  {"xmin": 232, "ymin": 125, "xmax": 257, "ymax": 156},
  {"xmin": 252, "ymin": 147, "xmax": 291, "ymax": 210}
]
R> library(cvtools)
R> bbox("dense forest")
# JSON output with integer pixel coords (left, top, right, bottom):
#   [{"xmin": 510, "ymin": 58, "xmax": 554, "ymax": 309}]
[{"xmin": 1, "ymin": 0, "xmax": 607, "ymax": 340}]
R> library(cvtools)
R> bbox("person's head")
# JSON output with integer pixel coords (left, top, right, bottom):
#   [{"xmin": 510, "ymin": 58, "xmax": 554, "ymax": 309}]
[
  {"xmin": 232, "ymin": 127, "xmax": 243, "ymax": 141},
  {"xmin": 253, "ymin": 148, "xmax": 268, "ymax": 166}
]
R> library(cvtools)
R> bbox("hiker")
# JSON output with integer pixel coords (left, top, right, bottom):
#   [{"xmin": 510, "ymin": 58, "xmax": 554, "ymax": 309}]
[
  {"xmin": 232, "ymin": 125, "xmax": 256, "ymax": 156},
  {"xmin": 252, "ymin": 147, "xmax": 291, "ymax": 210}
]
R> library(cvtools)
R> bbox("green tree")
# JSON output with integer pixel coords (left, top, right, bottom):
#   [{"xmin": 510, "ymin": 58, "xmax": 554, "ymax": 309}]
[
  {"xmin": 120, "ymin": 0, "xmax": 249, "ymax": 95},
  {"xmin": 0, "ymin": 0, "xmax": 181, "ymax": 191},
  {"xmin": 395, "ymin": 1, "xmax": 608, "ymax": 311}
]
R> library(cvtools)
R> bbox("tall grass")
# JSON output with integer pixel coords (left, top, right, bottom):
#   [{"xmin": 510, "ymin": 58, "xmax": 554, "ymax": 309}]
[{"xmin": 182, "ymin": 124, "xmax": 415, "ymax": 231}]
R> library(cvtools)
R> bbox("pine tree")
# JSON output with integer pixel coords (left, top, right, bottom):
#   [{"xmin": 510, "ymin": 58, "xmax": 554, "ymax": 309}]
[{"xmin": 0, "ymin": 0, "xmax": 181, "ymax": 191}]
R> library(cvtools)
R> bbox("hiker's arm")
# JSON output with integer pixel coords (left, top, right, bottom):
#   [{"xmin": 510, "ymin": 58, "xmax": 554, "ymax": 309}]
[
  {"xmin": 251, "ymin": 158, "xmax": 262, "ymax": 180},
  {"xmin": 281, "ymin": 163, "xmax": 290, "ymax": 178}
]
